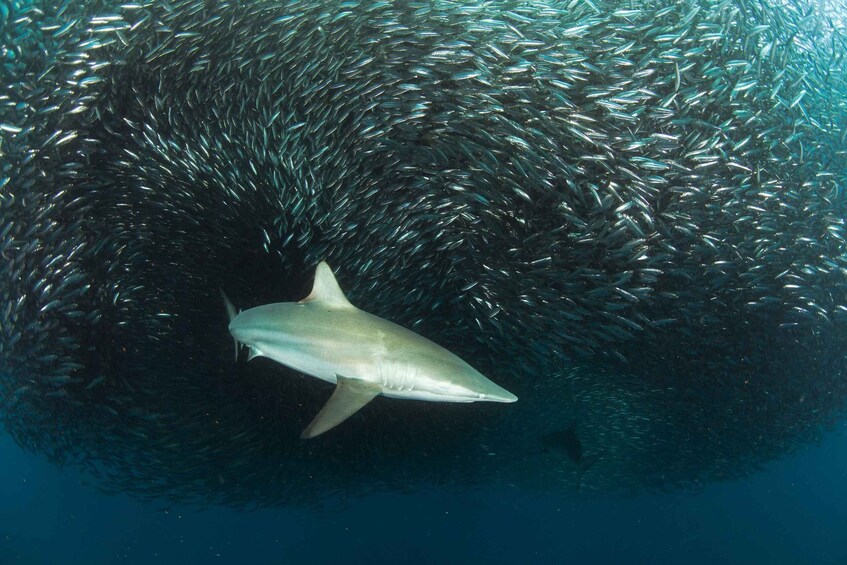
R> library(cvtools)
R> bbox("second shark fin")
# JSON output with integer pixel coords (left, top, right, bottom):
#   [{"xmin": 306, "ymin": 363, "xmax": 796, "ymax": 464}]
[
  {"xmin": 219, "ymin": 288, "xmax": 240, "ymax": 361},
  {"xmin": 300, "ymin": 376, "xmax": 380, "ymax": 439}
]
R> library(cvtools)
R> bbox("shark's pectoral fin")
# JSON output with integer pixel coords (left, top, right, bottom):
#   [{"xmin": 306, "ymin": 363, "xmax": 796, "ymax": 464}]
[{"xmin": 301, "ymin": 376, "xmax": 380, "ymax": 439}]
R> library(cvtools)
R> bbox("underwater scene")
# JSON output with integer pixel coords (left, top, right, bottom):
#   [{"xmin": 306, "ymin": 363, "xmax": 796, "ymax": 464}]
[{"xmin": 1, "ymin": 0, "xmax": 846, "ymax": 562}]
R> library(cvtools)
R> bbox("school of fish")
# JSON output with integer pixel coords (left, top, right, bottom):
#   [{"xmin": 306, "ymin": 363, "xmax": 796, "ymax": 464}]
[{"xmin": 0, "ymin": 0, "xmax": 846, "ymax": 506}]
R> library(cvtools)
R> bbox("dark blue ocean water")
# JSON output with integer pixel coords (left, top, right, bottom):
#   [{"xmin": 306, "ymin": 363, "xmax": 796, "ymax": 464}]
[{"xmin": 2, "ymin": 423, "xmax": 845, "ymax": 564}]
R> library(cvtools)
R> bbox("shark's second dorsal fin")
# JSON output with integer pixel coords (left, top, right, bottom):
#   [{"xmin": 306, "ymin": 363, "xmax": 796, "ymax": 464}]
[
  {"xmin": 299, "ymin": 261, "xmax": 355, "ymax": 309},
  {"xmin": 301, "ymin": 376, "xmax": 380, "ymax": 439}
]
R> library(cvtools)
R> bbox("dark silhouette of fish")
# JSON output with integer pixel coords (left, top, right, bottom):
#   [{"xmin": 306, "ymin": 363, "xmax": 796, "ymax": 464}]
[
  {"xmin": 543, "ymin": 425, "xmax": 603, "ymax": 491},
  {"xmin": 544, "ymin": 427, "xmax": 584, "ymax": 464}
]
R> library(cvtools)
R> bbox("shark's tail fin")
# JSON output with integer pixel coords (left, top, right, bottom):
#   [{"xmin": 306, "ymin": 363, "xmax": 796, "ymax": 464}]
[{"xmin": 219, "ymin": 289, "xmax": 240, "ymax": 361}]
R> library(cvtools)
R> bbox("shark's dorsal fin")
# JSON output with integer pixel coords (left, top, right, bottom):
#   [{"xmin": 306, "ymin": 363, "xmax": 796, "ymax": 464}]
[
  {"xmin": 301, "ymin": 376, "xmax": 380, "ymax": 439},
  {"xmin": 299, "ymin": 261, "xmax": 355, "ymax": 309}
]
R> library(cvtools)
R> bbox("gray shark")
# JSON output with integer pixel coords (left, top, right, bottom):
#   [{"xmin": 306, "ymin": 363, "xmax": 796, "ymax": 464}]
[{"xmin": 222, "ymin": 262, "xmax": 517, "ymax": 438}]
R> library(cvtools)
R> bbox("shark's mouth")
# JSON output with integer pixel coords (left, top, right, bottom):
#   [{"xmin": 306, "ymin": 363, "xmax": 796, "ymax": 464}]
[{"xmin": 2, "ymin": 0, "xmax": 847, "ymax": 506}]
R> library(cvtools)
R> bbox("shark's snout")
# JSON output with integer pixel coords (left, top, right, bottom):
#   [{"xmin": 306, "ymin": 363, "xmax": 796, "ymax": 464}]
[
  {"xmin": 485, "ymin": 390, "xmax": 518, "ymax": 403},
  {"xmin": 477, "ymin": 384, "xmax": 517, "ymax": 403}
]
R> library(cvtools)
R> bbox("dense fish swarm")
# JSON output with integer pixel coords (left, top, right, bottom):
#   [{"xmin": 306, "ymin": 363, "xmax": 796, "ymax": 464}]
[{"xmin": 1, "ymin": 0, "xmax": 846, "ymax": 506}]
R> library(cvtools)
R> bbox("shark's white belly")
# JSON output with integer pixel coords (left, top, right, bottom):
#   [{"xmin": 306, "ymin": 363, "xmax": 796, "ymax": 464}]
[
  {"xmin": 255, "ymin": 336, "xmax": 474, "ymax": 402},
  {"xmin": 253, "ymin": 330, "xmax": 375, "ymax": 386}
]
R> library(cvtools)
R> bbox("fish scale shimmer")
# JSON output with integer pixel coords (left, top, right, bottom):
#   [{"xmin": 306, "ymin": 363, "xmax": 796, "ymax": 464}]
[{"xmin": 1, "ymin": 0, "xmax": 846, "ymax": 506}]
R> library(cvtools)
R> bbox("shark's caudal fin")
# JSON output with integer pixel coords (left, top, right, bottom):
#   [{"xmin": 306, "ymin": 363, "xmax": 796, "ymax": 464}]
[
  {"xmin": 219, "ymin": 289, "xmax": 240, "ymax": 361},
  {"xmin": 301, "ymin": 376, "xmax": 380, "ymax": 439}
]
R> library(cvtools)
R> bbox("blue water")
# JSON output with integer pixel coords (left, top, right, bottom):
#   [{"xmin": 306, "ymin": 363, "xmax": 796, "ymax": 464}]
[{"xmin": 2, "ymin": 425, "xmax": 845, "ymax": 564}]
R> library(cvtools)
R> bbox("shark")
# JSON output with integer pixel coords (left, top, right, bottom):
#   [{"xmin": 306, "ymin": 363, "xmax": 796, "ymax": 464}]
[
  {"xmin": 221, "ymin": 261, "xmax": 517, "ymax": 438},
  {"xmin": 542, "ymin": 424, "xmax": 603, "ymax": 491}
]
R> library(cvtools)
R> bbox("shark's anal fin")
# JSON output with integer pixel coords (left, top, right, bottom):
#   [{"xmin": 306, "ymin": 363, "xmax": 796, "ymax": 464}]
[{"xmin": 301, "ymin": 376, "xmax": 380, "ymax": 439}]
